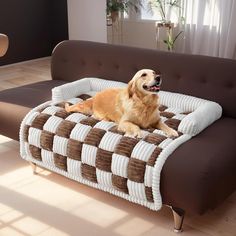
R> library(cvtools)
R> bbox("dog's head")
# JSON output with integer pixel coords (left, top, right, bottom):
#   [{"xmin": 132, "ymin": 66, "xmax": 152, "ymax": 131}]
[{"xmin": 128, "ymin": 69, "xmax": 162, "ymax": 97}]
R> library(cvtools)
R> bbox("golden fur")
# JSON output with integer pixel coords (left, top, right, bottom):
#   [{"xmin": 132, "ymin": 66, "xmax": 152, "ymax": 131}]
[{"xmin": 65, "ymin": 69, "xmax": 178, "ymax": 138}]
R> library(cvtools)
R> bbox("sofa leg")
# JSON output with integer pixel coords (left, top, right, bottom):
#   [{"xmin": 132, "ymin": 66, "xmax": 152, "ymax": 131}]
[
  {"xmin": 30, "ymin": 162, "xmax": 37, "ymax": 174},
  {"xmin": 171, "ymin": 206, "xmax": 185, "ymax": 233}
]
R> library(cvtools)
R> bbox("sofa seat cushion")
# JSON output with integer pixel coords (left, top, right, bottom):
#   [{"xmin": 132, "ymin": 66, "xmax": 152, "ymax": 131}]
[
  {"xmin": 0, "ymin": 80, "xmax": 66, "ymax": 140},
  {"xmin": 161, "ymin": 117, "xmax": 236, "ymax": 214}
]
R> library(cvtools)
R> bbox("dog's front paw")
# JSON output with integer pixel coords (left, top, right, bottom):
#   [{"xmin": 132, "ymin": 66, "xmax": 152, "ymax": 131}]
[
  {"xmin": 65, "ymin": 103, "xmax": 70, "ymax": 112},
  {"xmin": 166, "ymin": 129, "xmax": 179, "ymax": 138}
]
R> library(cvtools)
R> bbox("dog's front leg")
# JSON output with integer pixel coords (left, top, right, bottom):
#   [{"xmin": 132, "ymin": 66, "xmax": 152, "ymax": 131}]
[
  {"xmin": 118, "ymin": 120, "xmax": 142, "ymax": 138},
  {"xmin": 155, "ymin": 121, "xmax": 179, "ymax": 138}
]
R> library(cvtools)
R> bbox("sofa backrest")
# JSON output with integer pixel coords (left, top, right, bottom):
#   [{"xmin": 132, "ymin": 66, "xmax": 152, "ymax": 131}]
[{"xmin": 51, "ymin": 40, "xmax": 236, "ymax": 118}]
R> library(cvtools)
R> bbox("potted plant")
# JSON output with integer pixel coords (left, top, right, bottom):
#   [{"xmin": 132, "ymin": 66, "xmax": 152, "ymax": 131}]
[
  {"xmin": 107, "ymin": 0, "xmax": 143, "ymax": 22},
  {"xmin": 149, "ymin": 0, "xmax": 184, "ymax": 51}
]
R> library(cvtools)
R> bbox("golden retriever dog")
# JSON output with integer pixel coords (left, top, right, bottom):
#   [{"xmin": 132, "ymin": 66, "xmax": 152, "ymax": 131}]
[{"xmin": 65, "ymin": 69, "xmax": 178, "ymax": 138}]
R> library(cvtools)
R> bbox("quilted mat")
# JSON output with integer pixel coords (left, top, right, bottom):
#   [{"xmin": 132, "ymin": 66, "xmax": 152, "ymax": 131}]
[{"xmin": 20, "ymin": 78, "xmax": 222, "ymax": 210}]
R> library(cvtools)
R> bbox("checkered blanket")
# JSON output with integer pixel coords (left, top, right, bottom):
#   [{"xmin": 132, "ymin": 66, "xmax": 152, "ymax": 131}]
[{"xmin": 20, "ymin": 78, "xmax": 222, "ymax": 210}]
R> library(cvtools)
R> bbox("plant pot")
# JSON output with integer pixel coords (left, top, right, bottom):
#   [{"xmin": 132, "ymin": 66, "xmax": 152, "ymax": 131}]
[{"xmin": 111, "ymin": 11, "xmax": 119, "ymax": 22}]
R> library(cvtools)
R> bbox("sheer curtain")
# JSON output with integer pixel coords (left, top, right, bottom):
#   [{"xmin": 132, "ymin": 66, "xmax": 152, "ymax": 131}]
[{"xmin": 177, "ymin": 0, "xmax": 236, "ymax": 59}]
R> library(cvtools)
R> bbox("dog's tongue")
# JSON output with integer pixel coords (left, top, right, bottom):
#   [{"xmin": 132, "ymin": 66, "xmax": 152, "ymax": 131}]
[{"xmin": 151, "ymin": 85, "xmax": 160, "ymax": 91}]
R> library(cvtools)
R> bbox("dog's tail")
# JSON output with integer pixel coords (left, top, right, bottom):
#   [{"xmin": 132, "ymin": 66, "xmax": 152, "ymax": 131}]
[{"xmin": 65, "ymin": 98, "xmax": 93, "ymax": 115}]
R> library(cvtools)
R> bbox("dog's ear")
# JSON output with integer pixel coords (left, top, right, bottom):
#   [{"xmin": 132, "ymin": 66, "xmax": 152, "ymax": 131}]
[{"xmin": 127, "ymin": 80, "xmax": 135, "ymax": 98}]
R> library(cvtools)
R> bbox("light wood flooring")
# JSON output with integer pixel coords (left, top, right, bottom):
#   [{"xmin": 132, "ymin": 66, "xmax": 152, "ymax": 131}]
[
  {"xmin": 0, "ymin": 57, "xmax": 50, "ymax": 91},
  {"xmin": 0, "ymin": 58, "xmax": 236, "ymax": 236}
]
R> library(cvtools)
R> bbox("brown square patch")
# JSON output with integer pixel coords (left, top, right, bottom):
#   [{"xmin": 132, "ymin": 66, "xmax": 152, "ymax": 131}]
[
  {"xmin": 29, "ymin": 145, "xmax": 42, "ymax": 161},
  {"xmin": 38, "ymin": 106, "xmax": 49, "ymax": 113},
  {"xmin": 67, "ymin": 139, "xmax": 82, "ymax": 161},
  {"xmin": 55, "ymin": 109, "xmax": 70, "ymax": 119},
  {"xmin": 165, "ymin": 118, "xmax": 181, "ymax": 131},
  {"xmin": 80, "ymin": 117, "xmax": 99, "ymax": 127},
  {"xmin": 77, "ymin": 94, "xmax": 92, "ymax": 100},
  {"xmin": 144, "ymin": 133, "xmax": 167, "ymax": 145},
  {"xmin": 160, "ymin": 112, "xmax": 175, "ymax": 118},
  {"xmin": 54, "ymin": 153, "xmax": 67, "ymax": 171},
  {"xmin": 31, "ymin": 113, "xmax": 50, "ymax": 130},
  {"xmin": 108, "ymin": 126, "xmax": 125, "ymax": 135},
  {"xmin": 127, "ymin": 158, "xmax": 146, "ymax": 183},
  {"xmin": 55, "ymin": 102, "xmax": 72, "ymax": 108},
  {"xmin": 145, "ymin": 186, "xmax": 154, "ymax": 202},
  {"xmin": 159, "ymin": 105, "xmax": 168, "ymax": 112},
  {"xmin": 56, "ymin": 120, "xmax": 76, "ymax": 138},
  {"xmin": 96, "ymin": 148, "xmax": 112, "ymax": 172},
  {"xmin": 182, "ymin": 111, "xmax": 191, "ymax": 115},
  {"xmin": 81, "ymin": 163, "xmax": 97, "ymax": 183},
  {"xmin": 112, "ymin": 175, "xmax": 128, "ymax": 194},
  {"xmin": 147, "ymin": 147, "xmax": 162, "ymax": 166},
  {"xmin": 23, "ymin": 125, "xmax": 30, "ymax": 142},
  {"xmin": 84, "ymin": 128, "xmax": 106, "ymax": 147},
  {"xmin": 40, "ymin": 130, "xmax": 54, "ymax": 151},
  {"xmin": 114, "ymin": 137, "xmax": 138, "ymax": 157}
]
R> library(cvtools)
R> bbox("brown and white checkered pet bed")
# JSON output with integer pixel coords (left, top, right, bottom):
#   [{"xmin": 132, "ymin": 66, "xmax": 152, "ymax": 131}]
[{"xmin": 20, "ymin": 78, "xmax": 222, "ymax": 210}]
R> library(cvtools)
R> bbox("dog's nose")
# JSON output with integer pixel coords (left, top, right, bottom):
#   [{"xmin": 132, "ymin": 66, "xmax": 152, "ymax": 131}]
[{"xmin": 155, "ymin": 75, "xmax": 161, "ymax": 83}]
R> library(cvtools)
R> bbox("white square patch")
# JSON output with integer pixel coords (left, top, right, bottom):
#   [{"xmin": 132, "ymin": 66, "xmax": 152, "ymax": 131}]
[
  {"xmin": 65, "ymin": 113, "xmax": 87, "ymax": 123},
  {"xmin": 94, "ymin": 121, "xmax": 116, "ymax": 131},
  {"xmin": 165, "ymin": 107, "xmax": 183, "ymax": 114},
  {"xmin": 66, "ymin": 97, "xmax": 83, "ymax": 105},
  {"xmin": 127, "ymin": 180, "xmax": 146, "ymax": 200},
  {"xmin": 43, "ymin": 116, "xmax": 64, "ymax": 133},
  {"xmin": 160, "ymin": 117, "xmax": 168, "ymax": 122},
  {"xmin": 159, "ymin": 138, "xmax": 173, "ymax": 149},
  {"xmin": 28, "ymin": 127, "xmax": 42, "ymax": 148},
  {"xmin": 173, "ymin": 114, "xmax": 186, "ymax": 120},
  {"xmin": 96, "ymin": 169, "xmax": 113, "ymax": 187},
  {"xmin": 52, "ymin": 135, "xmax": 68, "ymax": 156},
  {"xmin": 144, "ymin": 165, "xmax": 153, "ymax": 187},
  {"xmin": 111, "ymin": 153, "xmax": 129, "ymax": 178},
  {"xmin": 131, "ymin": 141, "xmax": 156, "ymax": 162},
  {"xmin": 41, "ymin": 149, "xmax": 55, "ymax": 166},
  {"xmin": 41, "ymin": 106, "xmax": 62, "ymax": 115},
  {"xmin": 98, "ymin": 132, "xmax": 122, "ymax": 152},
  {"xmin": 67, "ymin": 158, "xmax": 82, "ymax": 177},
  {"xmin": 153, "ymin": 129, "xmax": 167, "ymax": 137},
  {"xmin": 70, "ymin": 123, "xmax": 92, "ymax": 142},
  {"xmin": 81, "ymin": 144, "xmax": 98, "ymax": 167}
]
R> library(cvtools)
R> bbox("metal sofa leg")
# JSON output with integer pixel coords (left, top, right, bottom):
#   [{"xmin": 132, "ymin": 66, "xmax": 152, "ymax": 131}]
[
  {"xmin": 30, "ymin": 162, "xmax": 37, "ymax": 174},
  {"xmin": 171, "ymin": 206, "xmax": 185, "ymax": 233}
]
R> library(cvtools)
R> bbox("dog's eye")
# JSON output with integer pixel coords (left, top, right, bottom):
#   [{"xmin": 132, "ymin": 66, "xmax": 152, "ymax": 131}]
[{"xmin": 141, "ymin": 73, "xmax": 147, "ymax": 77}]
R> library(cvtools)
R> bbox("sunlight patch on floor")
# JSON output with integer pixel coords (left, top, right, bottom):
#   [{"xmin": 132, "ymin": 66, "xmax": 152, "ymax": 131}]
[
  {"xmin": 12, "ymin": 217, "xmax": 50, "ymax": 235},
  {"xmin": 72, "ymin": 200, "xmax": 128, "ymax": 227},
  {"xmin": 0, "ymin": 203, "xmax": 13, "ymax": 216},
  {"xmin": 1, "ymin": 210, "xmax": 23, "ymax": 223},
  {"xmin": 37, "ymin": 227, "xmax": 70, "ymax": 236},
  {"xmin": 0, "ymin": 227, "xmax": 26, "ymax": 236},
  {"xmin": 114, "ymin": 217, "xmax": 155, "ymax": 236}
]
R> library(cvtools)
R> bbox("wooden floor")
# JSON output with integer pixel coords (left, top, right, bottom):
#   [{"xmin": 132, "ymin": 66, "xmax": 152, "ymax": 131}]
[
  {"xmin": 0, "ymin": 58, "xmax": 236, "ymax": 236},
  {"xmin": 0, "ymin": 57, "xmax": 50, "ymax": 91}
]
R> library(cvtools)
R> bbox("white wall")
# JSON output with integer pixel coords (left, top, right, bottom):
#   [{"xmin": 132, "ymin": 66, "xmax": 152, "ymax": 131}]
[{"xmin": 67, "ymin": 0, "xmax": 107, "ymax": 43}]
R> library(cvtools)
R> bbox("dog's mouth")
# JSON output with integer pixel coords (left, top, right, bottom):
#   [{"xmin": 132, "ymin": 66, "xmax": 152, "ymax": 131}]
[{"xmin": 143, "ymin": 82, "xmax": 161, "ymax": 92}]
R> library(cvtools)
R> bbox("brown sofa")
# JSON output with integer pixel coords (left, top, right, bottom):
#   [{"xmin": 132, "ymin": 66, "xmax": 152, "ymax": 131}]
[{"xmin": 0, "ymin": 40, "xmax": 236, "ymax": 231}]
